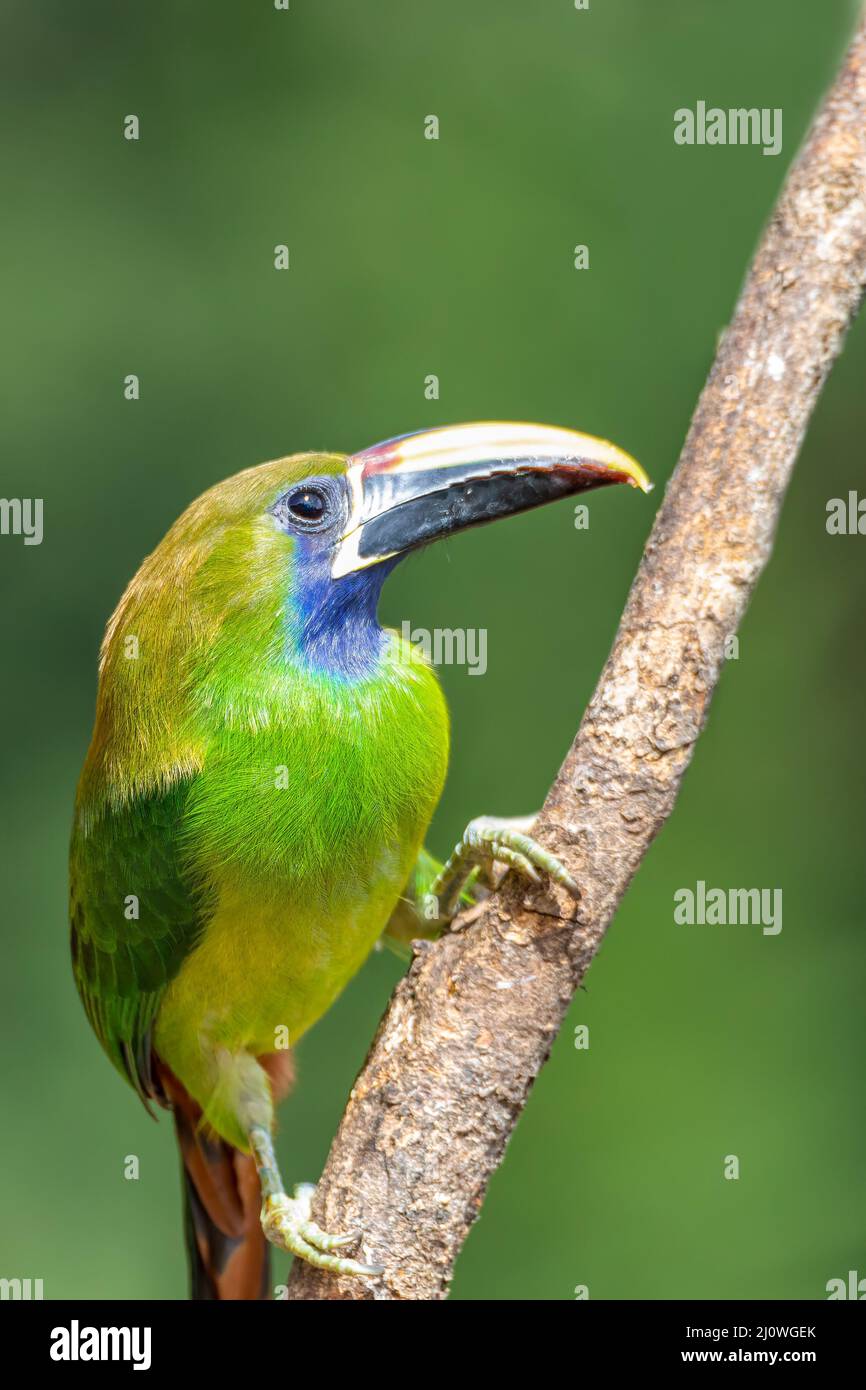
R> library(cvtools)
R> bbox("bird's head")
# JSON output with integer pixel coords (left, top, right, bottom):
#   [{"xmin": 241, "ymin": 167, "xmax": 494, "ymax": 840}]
[
  {"xmin": 249, "ymin": 421, "xmax": 648, "ymax": 676},
  {"xmin": 112, "ymin": 421, "xmax": 650, "ymax": 690}
]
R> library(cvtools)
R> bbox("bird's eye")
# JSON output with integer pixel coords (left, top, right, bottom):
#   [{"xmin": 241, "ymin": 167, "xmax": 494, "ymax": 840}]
[
  {"xmin": 287, "ymin": 488, "xmax": 327, "ymax": 523},
  {"xmin": 272, "ymin": 477, "xmax": 342, "ymax": 536}
]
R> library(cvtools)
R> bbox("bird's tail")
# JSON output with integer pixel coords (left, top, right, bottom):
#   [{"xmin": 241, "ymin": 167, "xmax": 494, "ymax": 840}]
[{"xmin": 160, "ymin": 1066, "xmax": 270, "ymax": 1301}]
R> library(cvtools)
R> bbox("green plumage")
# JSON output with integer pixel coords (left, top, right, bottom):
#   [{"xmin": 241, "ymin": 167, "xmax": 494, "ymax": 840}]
[
  {"xmin": 70, "ymin": 452, "xmax": 448, "ymax": 1145},
  {"xmin": 70, "ymin": 423, "xmax": 643, "ymax": 1292},
  {"xmin": 70, "ymin": 783, "xmax": 204, "ymax": 1103}
]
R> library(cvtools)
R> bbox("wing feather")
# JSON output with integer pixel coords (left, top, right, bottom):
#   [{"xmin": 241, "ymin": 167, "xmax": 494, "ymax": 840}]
[{"xmin": 70, "ymin": 781, "xmax": 210, "ymax": 1107}]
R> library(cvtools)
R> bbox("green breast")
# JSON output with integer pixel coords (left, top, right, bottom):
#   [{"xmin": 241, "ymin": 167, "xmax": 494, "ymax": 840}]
[{"xmin": 154, "ymin": 636, "xmax": 449, "ymax": 1065}]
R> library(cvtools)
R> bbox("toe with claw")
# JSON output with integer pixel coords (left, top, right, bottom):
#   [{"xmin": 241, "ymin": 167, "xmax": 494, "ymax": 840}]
[
  {"xmin": 430, "ymin": 813, "xmax": 580, "ymax": 923},
  {"xmin": 261, "ymin": 1184, "xmax": 383, "ymax": 1277}
]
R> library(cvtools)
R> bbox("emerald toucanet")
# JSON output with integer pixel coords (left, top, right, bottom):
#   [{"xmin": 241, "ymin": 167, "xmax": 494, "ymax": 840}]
[{"xmin": 70, "ymin": 421, "xmax": 649, "ymax": 1298}]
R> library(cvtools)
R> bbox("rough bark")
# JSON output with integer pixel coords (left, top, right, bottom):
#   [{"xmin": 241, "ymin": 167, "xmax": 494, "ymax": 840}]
[{"xmin": 287, "ymin": 12, "xmax": 866, "ymax": 1300}]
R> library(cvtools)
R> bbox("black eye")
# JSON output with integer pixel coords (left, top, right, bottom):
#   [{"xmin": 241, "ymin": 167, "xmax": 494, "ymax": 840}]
[
  {"xmin": 272, "ymin": 476, "xmax": 343, "ymax": 536},
  {"xmin": 288, "ymin": 487, "xmax": 327, "ymax": 522}
]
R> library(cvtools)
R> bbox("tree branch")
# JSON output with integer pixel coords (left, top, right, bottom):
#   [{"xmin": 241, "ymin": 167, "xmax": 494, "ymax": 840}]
[{"xmin": 288, "ymin": 12, "xmax": 866, "ymax": 1300}]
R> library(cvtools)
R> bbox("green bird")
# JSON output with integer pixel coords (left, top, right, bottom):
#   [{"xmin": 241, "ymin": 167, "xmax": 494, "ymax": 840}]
[{"xmin": 70, "ymin": 421, "xmax": 649, "ymax": 1299}]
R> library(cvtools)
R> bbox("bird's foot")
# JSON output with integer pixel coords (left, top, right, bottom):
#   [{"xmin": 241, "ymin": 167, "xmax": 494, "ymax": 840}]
[
  {"xmin": 430, "ymin": 814, "xmax": 580, "ymax": 923},
  {"xmin": 466, "ymin": 816, "xmax": 580, "ymax": 895},
  {"xmin": 261, "ymin": 1184, "xmax": 383, "ymax": 1277}
]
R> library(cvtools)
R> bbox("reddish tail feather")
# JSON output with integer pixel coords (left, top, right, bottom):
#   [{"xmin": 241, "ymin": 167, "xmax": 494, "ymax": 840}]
[{"xmin": 161, "ymin": 1067, "xmax": 268, "ymax": 1300}]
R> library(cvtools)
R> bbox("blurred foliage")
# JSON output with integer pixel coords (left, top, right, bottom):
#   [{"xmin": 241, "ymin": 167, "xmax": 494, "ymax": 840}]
[{"xmin": 1, "ymin": 0, "xmax": 864, "ymax": 1299}]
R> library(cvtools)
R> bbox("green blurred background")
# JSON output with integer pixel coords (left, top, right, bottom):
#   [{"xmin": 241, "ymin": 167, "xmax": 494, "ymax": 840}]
[{"xmin": 2, "ymin": 0, "xmax": 864, "ymax": 1301}]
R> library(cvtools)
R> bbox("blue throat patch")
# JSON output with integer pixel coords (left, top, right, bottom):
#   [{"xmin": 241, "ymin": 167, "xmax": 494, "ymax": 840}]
[{"xmin": 286, "ymin": 540, "xmax": 399, "ymax": 680}]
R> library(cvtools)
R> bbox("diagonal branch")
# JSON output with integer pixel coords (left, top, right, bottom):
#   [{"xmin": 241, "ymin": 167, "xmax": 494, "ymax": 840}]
[{"xmin": 288, "ymin": 11, "xmax": 866, "ymax": 1300}]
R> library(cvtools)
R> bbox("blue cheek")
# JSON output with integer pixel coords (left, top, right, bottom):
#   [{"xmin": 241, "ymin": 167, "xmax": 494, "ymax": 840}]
[{"xmin": 287, "ymin": 537, "xmax": 398, "ymax": 680}]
